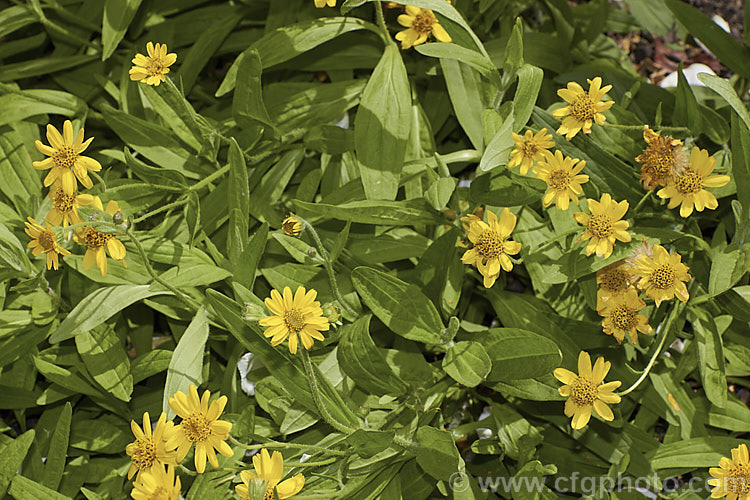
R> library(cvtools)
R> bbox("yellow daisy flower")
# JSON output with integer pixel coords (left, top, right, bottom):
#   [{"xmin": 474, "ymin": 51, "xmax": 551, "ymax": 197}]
[
  {"xmin": 74, "ymin": 200, "xmax": 127, "ymax": 277},
  {"xmin": 129, "ymin": 42, "xmax": 177, "ymax": 86},
  {"xmin": 657, "ymin": 146, "xmax": 731, "ymax": 218},
  {"xmin": 395, "ymin": 6, "xmax": 452, "ymax": 50},
  {"xmin": 631, "ymin": 244, "xmax": 690, "ymax": 306},
  {"xmin": 596, "ymin": 261, "xmax": 633, "ymax": 309},
  {"xmin": 551, "ymin": 77, "xmax": 614, "ymax": 140},
  {"xmin": 236, "ymin": 449, "xmax": 305, "ymax": 500},
  {"xmin": 130, "ymin": 464, "xmax": 181, "ymax": 500},
  {"xmin": 460, "ymin": 208, "xmax": 521, "ymax": 288},
  {"xmin": 24, "ymin": 217, "xmax": 71, "ymax": 271},
  {"xmin": 599, "ymin": 288, "xmax": 652, "ymax": 344},
  {"xmin": 282, "ymin": 215, "xmax": 302, "ymax": 237},
  {"xmin": 314, "ymin": 0, "xmax": 336, "ymax": 6},
  {"xmin": 259, "ymin": 286, "xmax": 330, "ymax": 354},
  {"xmin": 553, "ymin": 351, "xmax": 621, "ymax": 430},
  {"xmin": 708, "ymin": 443, "xmax": 750, "ymax": 500},
  {"xmin": 573, "ymin": 193, "xmax": 631, "ymax": 258},
  {"xmin": 508, "ymin": 128, "xmax": 555, "ymax": 175},
  {"xmin": 534, "ymin": 150, "xmax": 589, "ymax": 210},
  {"xmin": 125, "ymin": 412, "xmax": 178, "ymax": 480},
  {"xmin": 32, "ymin": 120, "xmax": 101, "ymax": 195},
  {"xmin": 635, "ymin": 126, "xmax": 685, "ymax": 190},
  {"xmin": 166, "ymin": 385, "xmax": 234, "ymax": 474},
  {"xmin": 46, "ymin": 184, "xmax": 99, "ymax": 227}
]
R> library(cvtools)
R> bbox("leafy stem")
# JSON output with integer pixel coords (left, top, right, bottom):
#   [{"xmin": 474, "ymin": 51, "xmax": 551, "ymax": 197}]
[
  {"xmin": 300, "ymin": 349, "xmax": 356, "ymax": 435},
  {"xmin": 228, "ymin": 435, "xmax": 349, "ymax": 457}
]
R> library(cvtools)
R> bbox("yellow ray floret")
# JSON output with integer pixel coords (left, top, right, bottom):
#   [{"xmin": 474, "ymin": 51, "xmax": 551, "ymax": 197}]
[
  {"xmin": 130, "ymin": 464, "xmax": 181, "ymax": 500},
  {"xmin": 573, "ymin": 193, "xmax": 631, "ymax": 258},
  {"xmin": 460, "ymin": 208, "xmax": 521, "ymax": 288},
  {"xmin": 708, "ymin": 443, "xmax": 750, "ymax": 500},
  {"xmin": 598, "ymin": 288, "xmax": 652, "ymax": 344},
  {"xmin": 314, "ymin": 0, "xmax": 336, "ymax": 6},
  {"xmin": 32, "ymin": 120, "xmax": 101, "ymax": 195},
  {"xmin": 508, "ymin": 128, "xmax": 555, "ymax": 176},
  {"xmin": 125, "ymin": 412, "xmax": 178, "ymax": 480},
  {"xmin": 395, "ymin": 6, "xmax": 451, "ymax": 50},
  {"xmin": 259, "ymin": 286, "xmax": 330, "ymax": 354},
  {"xmin": 73, "ymin": 200, "xmax": 127, "ymax": 277},
  {"xmin": 551, "ymin": 77, "xmax": 613, "ymax": 140},
  {"xmin": 553, "ymin": 351, "xmax": 621, "ymax": 430},
  {"xmin": 236, "ymin": 449, "xmax": 305, "ymax": 500},
  {"xmin": 130, "ymin": 42, "xmax": 177, "ymax": 86},
  {"xmin": 534, "ymin": 150, "xmax": 589, "ymax": 210},
  {"xmin": 657, "ymin": 146, "xmax": 730, "ymax": 218}
]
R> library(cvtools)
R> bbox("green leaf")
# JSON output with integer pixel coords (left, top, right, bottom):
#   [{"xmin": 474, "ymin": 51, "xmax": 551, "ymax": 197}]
[
  {"xmin": 233, "ymin": 48, "xmax": 276, "ymax": 135},
  {"xmin": 513, "ymin": 64, "xmax": 543, "ymax": 131},
  {"xmin": 424, "ymin": 177, "xmax": 457, "ymax": 211},
  {"xmin": 665, "ymin": 0, "xmax": 750, "ymax": 78},
  {"xmin": 356, "ymin": 44, "xmax": 411, "ymax": 201},
  {"xmin": 234, "ymin": 223, "xmax": 268, "ymax": 291},
  {"xmin": 693, "ymin": 313, "xmax": 727, "ymax": 408},
  {"xmin": 414, "ymin": 229, "xmax": 463, "ymax": 318},
  {"xmin": 699, "ymin": 73, "xmax": 750, "ymax": 132},
  {"xmin": 0, "ymin": 222, "xmax": 33, "ymax": 280},
  {"xmin": 346, "ymin": 429, "xmax": 394, "ymax": 459},
  {"xmin": 50, "ymin": 285, "xmax": 169, "ymax": 343},
  {"xmin": 0, "ymin": 430, "xmax": 34, "ymax": 496},
  {"xmin": 351, "ymin": 266, "xmax": 444, "ymax": 344},
  {"xmin": 0, "ymin": 126, "xmax": 40, "ymax": 216},
  {"xmin": 476, "ymin": 328, "xmax": 562, "ymax": 382},
  {"xmin": 216, "ymin": 17, "xmax": 379, "ymax": 97},
  {"xmin": 101, "ymin": 0, "xmax": 142, "ymax": 60},
  {"xmin": 649, "ymin": 437, "xmax": 746, "ymax": 470},
  {"xmin": 75, "ymin": 325, "xmax": 133, "ymax": 402},
  {"xmin": 441, "ymin": 59, "xmax": 485, "ymax": 150},
  {"xmin": 163, "ymin": 307, "xmax": 210, "ymax": 419},
  {"xmin": 9, "ymin": 474, "xmax": 68, "ymax": 500},
  {"xmin": 228, "ymin": 138, "xmax": 250, "ymax": 269},
  {"xmin": 470, "ymin": 169, "xmax": 546, "ymax": 206},
  {"xmin": 293, "ymin": 198, "xmax": 442, "ymax": 226},
  {"xmin": 674, "ymin": 64, "xmax": 703, "ymax": 133},
  {"xmin": 330, "ymin": 220, "xmax": 352, "ymax": 264},
  {"xmin": 337, "ymin": 315, "xmax": 409, "ymax": 396},
  {"xmin": 442, "ymin": 341, "xmax": 491, "ymax": 387},
  {"xmin": 415, "ymin": 43, "xmax": 497, "ymax": 78},
  {"xmin": 416, "ymin": 426, "xmax": 461, "ymax": 481},
  {"xmin": 730, "ymin": 112, "xmax": 750, "ymax": 216},
  {"xmin": 0, "ymin": 88, "xmax": 86, "ymax": 127},
  {"xmin": 709, "ymin": 248, "xmax": 745, "ymax": 296},
  {"xmin": 0, "ymin": 55, "xmax": 97, "ymax": 82},
  {"xmin": 42, "ymin": 402, "xmax": 71, "ymax": 491}
]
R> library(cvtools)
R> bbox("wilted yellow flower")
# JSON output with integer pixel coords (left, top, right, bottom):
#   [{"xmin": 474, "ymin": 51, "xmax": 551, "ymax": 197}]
[
  {"xmin": 551, "ymin": 77, "xmax": 613, "ymax": 140},
  {"xmin": 395, "ymin": 6, "xmax": 451, "ymax": 50},
  {"xmin": 657, "ymin": 146, "xmax": 731, "ymax": 218},
  {"xmin": 460, "ymin": 208, "xmax": 521, "ymax": 288},
  {"xmin": 32, "ymin": 120, "xmax": 101, "ymax": 195},
  {"xmin": 573, "ymin": 193, "xmax": 631, "ymax": 259},
  {"xmin": 631, "ymin": 244, "xmax": 690, "ymax": 306},
  {"xmin": 508, "ymin": 128, "xmax": 555, "ymax": 175},
  {"xmin": 166, "ymin": 385, "xmax": 234, "ymax": 474},
  {"xmin": 596, "ymin": 261, "xmax": 633, "ymax": 309},
  {"xmin": 130, "ymin": 464, "xmax": 181, "ymax": 500},
  {"xmin": 534, "ymin": 150, "xmax": 589, "ymax": 210},
  {"xmin": 24, "ymin": 217, "xmax": 70, "ymax": 271},
  {"xmin": 708, "ymin": 443, "xmax": 750, "ymax": 500},
  {"xmin": 599, "ymin": 288, "xmax": 652, "ymax": 344},
  {"xmin": 74, "ymin": 200, "xmax": 127, "ymax": 277},
  {"xmin": 129, "ymin": 42, "xmax": 177, "ymax": 86},
  {"xmin": 282, "ymin": 215, "xmax": 302, "ymax": 237},
  {"xmin": 314, "ymin": 0, "xmax": 336, "ymax": 6},
  {"xmin": 553, "ymin": 351, "xmax": 621, "ymax": 430},
  {"xmin": 259, "ymin": 286, "xmax": 330, "ymax": 354},
  {"xmin": 46, "ymin": 184, "xmax": 99, "ymax": 227},
  {"xmin": 635, "ymin": 126, "xmax": 685, "ymax": 190},
  {"xmin": 236, "ymin": 449, "xmax": 305, "ymax": 500},
  {"xmin": 126, "ymin": 412, "xmax": 178, "ymax": 480}
]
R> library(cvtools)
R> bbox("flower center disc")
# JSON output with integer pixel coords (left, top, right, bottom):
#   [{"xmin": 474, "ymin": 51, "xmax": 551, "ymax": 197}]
[
  {"xmin": 643, "ymin": 149, "xmax": 674, "ymax": 179},
  {"xmin": 675, "ymin": 169, "xmax": 703, "ymax": 195},
  {"xmin": 521, "ymin": 141, "xmax": 538, "ymax": 158},
  {"xmin": 183, "ymin": 413, "xmax": 211, "ymax": 443},
  {"xmin": 283, "ymin": 309, "xmax": 306, "ymax": 333},
  {"xmin": 38, "ymin": 229, "xmax": 56, "ymax": 251},
  {"xmin": 726, "ymin": 464, "xmax": 750, "ymax": 494},
  {"xmin": 146, "ymin": 61, "xmax": 166, "ymax": 76},
  {"xmin": 83, "ymin": 228, "xmax": 112, "ymax": 249},
  {"xmin": 475, "ymin": 230, "xmax": 503, "ymax": 259},
  {"xmin": 600, "ymin": 269, "xmax": 628, "ymax": 293},
  {"xmin": 571, "ymin": 377, "xmax": 598, "ymax": 406},
  {"xmin": 588, "ymin": 214, "xmax": 613, "ymax": 238},
  {"xmin": 412, "ymin": 12, "xmax": 435, "ymax": 34},
  {"xmin": 548, "ymin": 169, "xmax": 571, "ymax": 191},
  {"xmin": 650, "ymin": 264, "xmax": 675, "ymax": 289},
  {"xmin": 570, "ymin": 94, "xmax": 596, "ymax": 122},
  {"xmin": 53, "ymin": 146, "xmax": 77, "ymax": 169},
  {"xmin": 54, "ymin": 189, "xmax": 76, "ymax": 212},
  {"xmin": 132, "ymin": 438, "xmax": 157, "ymax": 470},
  {"xmin": 611, "ymin": 305, "xmax": 637, "ymax": 331}
]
